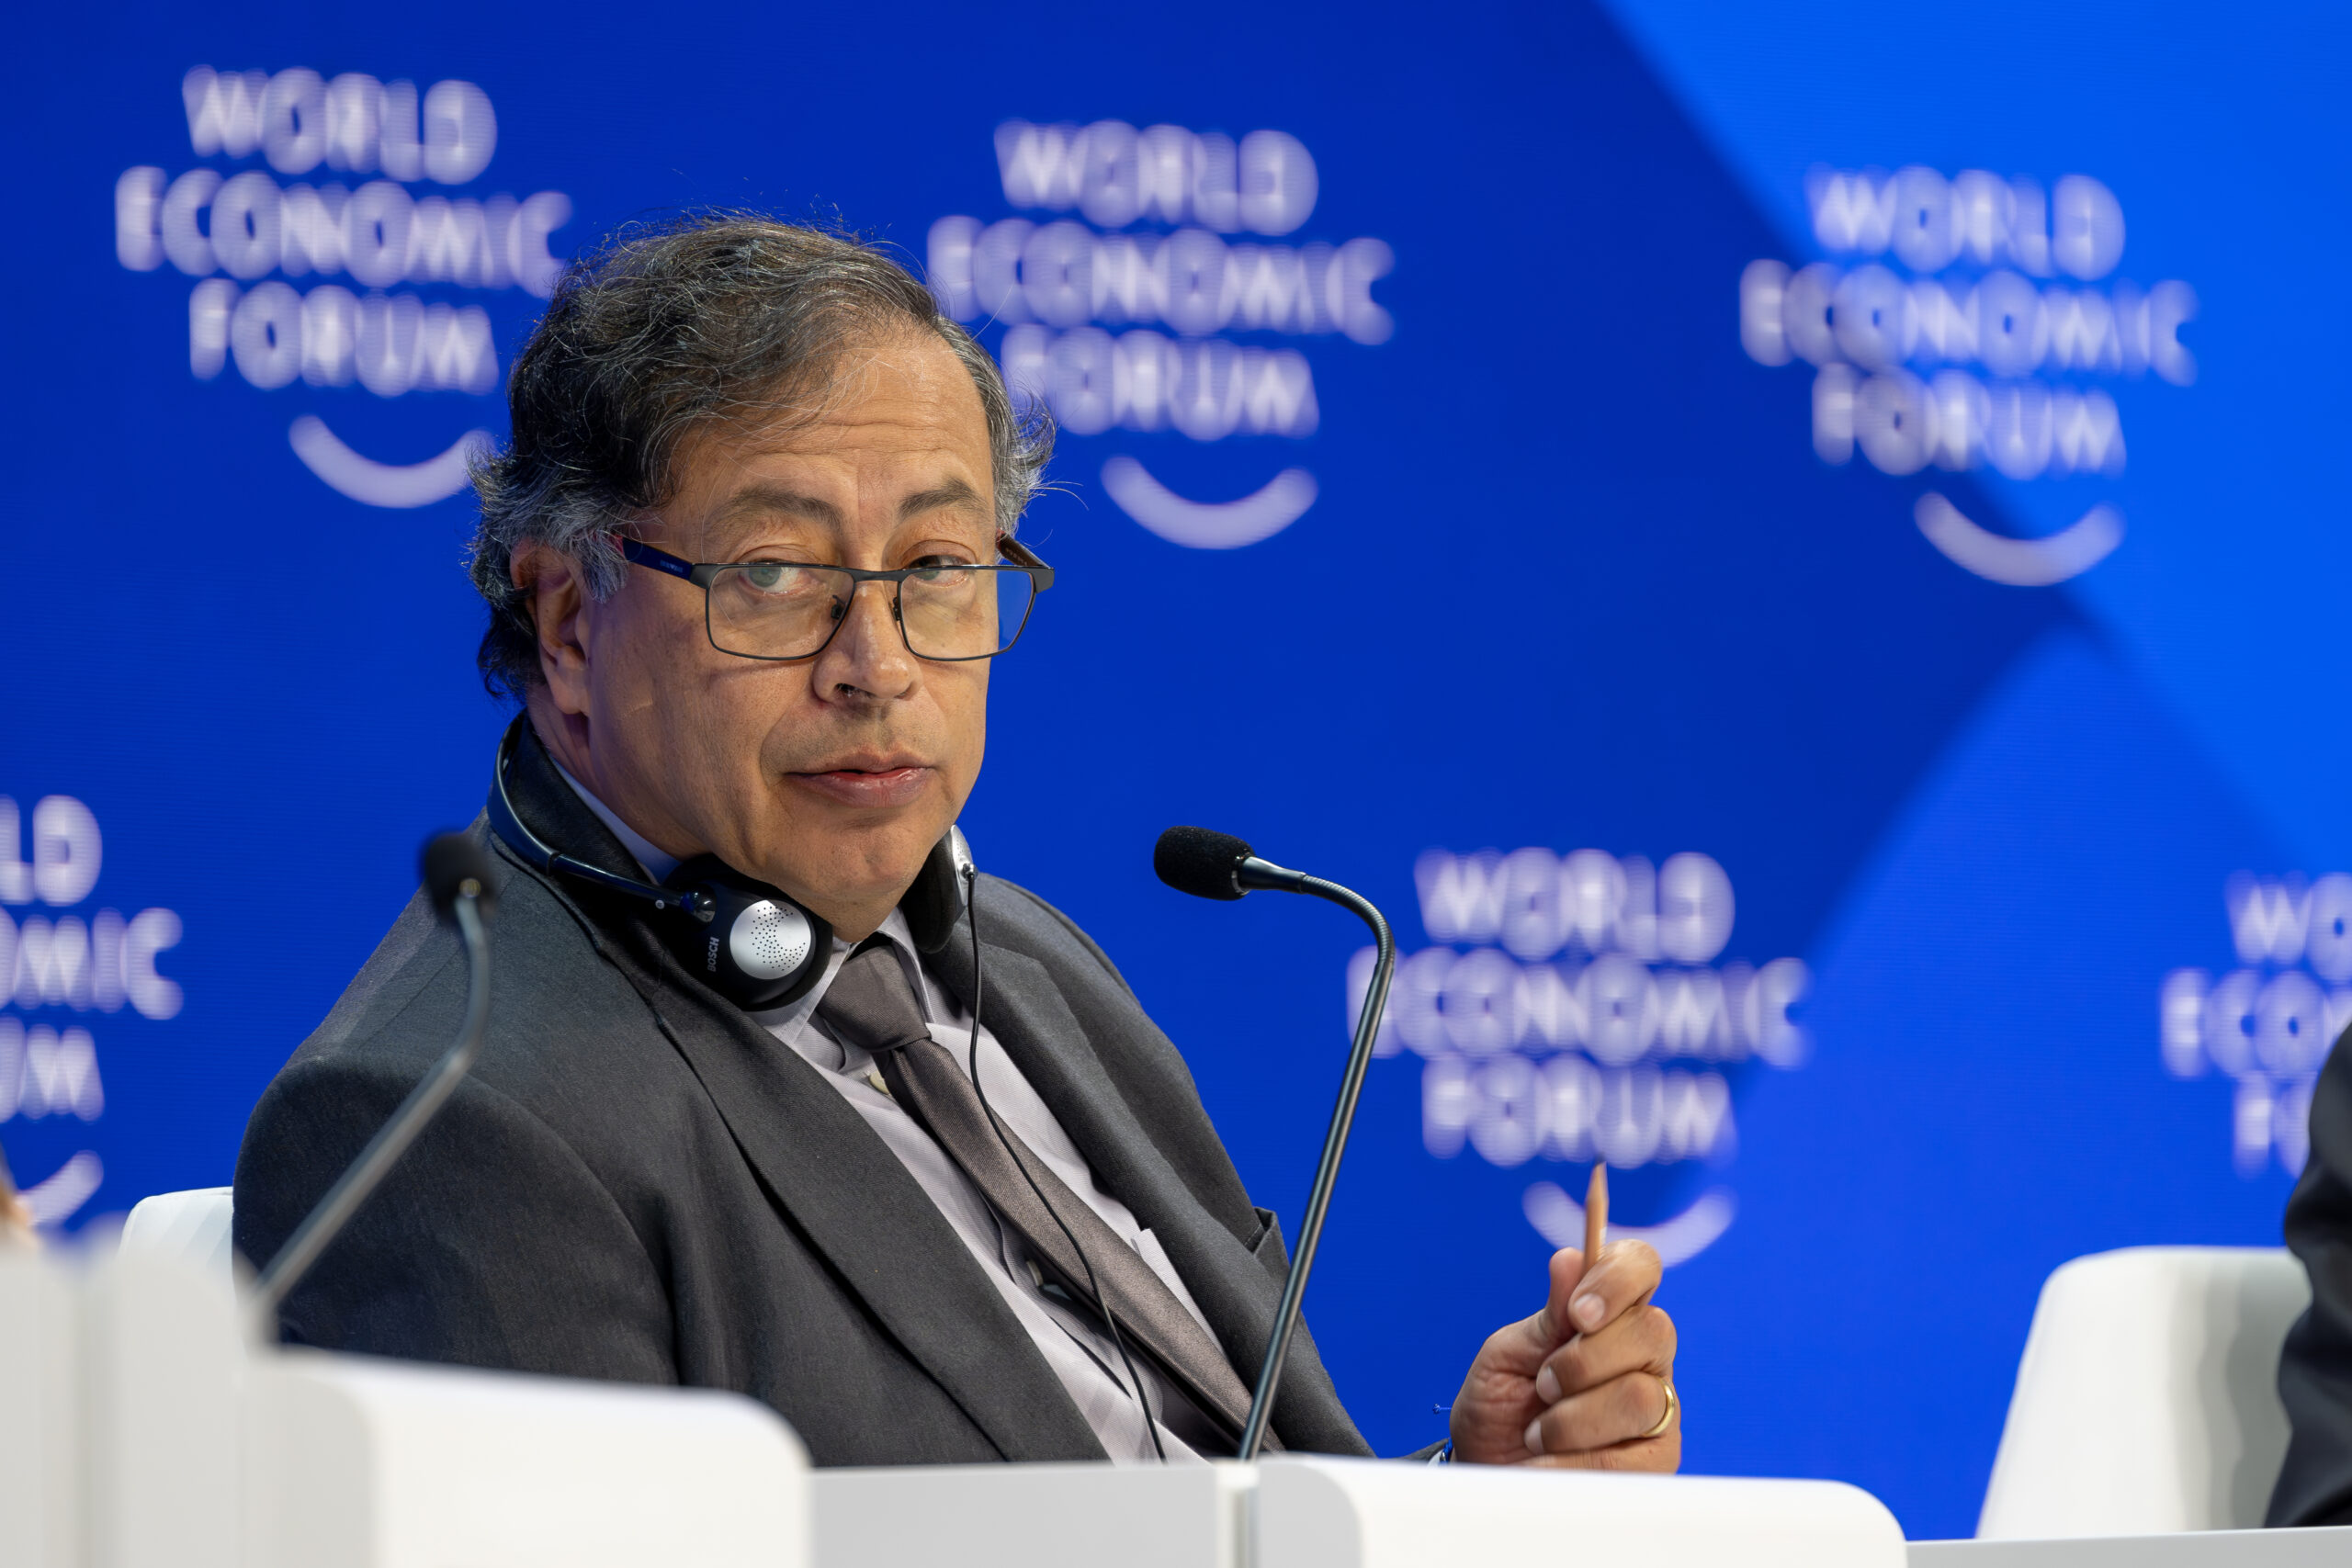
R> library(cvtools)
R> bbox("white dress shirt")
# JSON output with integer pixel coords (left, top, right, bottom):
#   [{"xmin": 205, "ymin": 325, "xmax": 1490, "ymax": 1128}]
[{"xmin": 557, "ymin": 769, "xmax": 1227, "ymax": 1461}]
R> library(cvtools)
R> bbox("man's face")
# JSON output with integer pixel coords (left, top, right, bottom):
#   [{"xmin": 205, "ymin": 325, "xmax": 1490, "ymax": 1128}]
[{"xmin": 523, "ymin": 330, "xmax": 999, "ymax": 938}]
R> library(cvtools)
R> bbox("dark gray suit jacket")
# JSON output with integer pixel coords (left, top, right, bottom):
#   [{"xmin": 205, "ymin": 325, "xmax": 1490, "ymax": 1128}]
[{"xmin": 233, "ymin": 729, "xmax": 1375, "ymax": 1464}]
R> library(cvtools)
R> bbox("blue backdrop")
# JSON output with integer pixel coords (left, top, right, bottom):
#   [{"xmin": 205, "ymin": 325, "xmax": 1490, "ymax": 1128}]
[{"xmin": 5, "ymin": 0, "xmax": 2344, "ymax": 1538}]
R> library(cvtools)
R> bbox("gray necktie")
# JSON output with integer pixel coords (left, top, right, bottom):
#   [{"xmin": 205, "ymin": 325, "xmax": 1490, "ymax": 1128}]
[{"xmin": 816, "ymin": 940, "xmax": 1269, "ymax": 1450}]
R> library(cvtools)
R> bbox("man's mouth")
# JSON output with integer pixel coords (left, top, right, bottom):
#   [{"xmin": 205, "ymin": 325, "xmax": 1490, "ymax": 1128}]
[{"xmin": 786, "ymin": 761, "xmax": 933, "ymax": 809}]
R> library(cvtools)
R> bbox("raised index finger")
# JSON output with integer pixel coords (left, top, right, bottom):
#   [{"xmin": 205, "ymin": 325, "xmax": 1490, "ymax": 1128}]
[{"xmin": 1560, "ymin": 1237, "xmax": 1662, "ymax": 1337}]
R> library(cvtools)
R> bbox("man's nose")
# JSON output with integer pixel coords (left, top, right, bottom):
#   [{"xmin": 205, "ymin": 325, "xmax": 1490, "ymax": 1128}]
[{"xmin": 814, "ymin": 578, "xmax": 918, "ymax": 700}]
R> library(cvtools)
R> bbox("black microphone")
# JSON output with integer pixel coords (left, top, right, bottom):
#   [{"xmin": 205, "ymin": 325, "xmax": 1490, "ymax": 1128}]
[
  {"xmin": 1153, "ymin": 825, "xmax": 1397, "ymax": 1461},
  {"xmin": 250, "ymin": 834, "xmax": 498, "ymax": 1329},
  {"xmin": 1153, "ymin": 825, "xmax": 1313, "ymax": 899},
  {"xmin": 423, "ymin": 832, "xmax": 501, "ymax": 922}
]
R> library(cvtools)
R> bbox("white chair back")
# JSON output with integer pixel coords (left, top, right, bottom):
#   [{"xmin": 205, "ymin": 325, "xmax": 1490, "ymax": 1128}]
[
  {"xmin": 1978, "ymin": 1246, "xmax": 2310, "ymax": 1538},
  {"xmin": 119, "ymin": 1189, "xmax": 236, "ymax": 1286}
]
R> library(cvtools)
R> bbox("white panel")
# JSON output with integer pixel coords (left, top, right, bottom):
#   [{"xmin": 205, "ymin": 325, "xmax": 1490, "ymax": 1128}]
[
  {"xmin": 1976, "ymin": 1247, "xmax": 2309, "ymax": 1539},
  {"xmin": 0, "ymin": 1250, "xmax": 82, "ymax": 1568},
  {"xmin": 1915, "ymin": 1523, "xmax": 2352, "ymax": 1568},
  {"xmin": 243, "ymin": 1349, "xmax": 809, "ymax": 1568},
  {"xmin": 1256, "ymin": 1456, "xmax": 1905, "ymax": 1568},
  {"xmin": 85, "ymin": 1248, "xmax": 245, "ymax": 1568},
  {"xmin": 813, "ymin": 1461, "xmax": 1245, "ymax": 1568}
]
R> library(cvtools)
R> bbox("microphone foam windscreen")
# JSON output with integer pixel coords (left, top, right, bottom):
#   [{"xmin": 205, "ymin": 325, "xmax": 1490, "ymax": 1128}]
[
  {"xmin": 422, "ymin": 833, "xmax": 499, "ymax": 922},
  {"xmin": 1155, "ymin": 826, "xmax": 1254, "ymax": 901}
]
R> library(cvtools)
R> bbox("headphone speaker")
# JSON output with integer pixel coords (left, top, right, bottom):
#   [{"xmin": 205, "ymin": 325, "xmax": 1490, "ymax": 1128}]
[
  {"xmin": 656, "ymin": 855, "xmax": 833, "ymax": 1010},
  {"xmin": 487, "ymin": 719, "xmax": 972, "ymax": 1013}
]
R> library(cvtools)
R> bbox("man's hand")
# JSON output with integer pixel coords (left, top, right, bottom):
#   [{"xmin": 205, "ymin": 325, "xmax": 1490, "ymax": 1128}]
[
  {"xmin": 1449, "ymin": 1241, "xmax": 1679, "ymax": 1469},
  {"xmin": 0, "ymin": 1190, "xmax": 37, "ymax": 1250}
]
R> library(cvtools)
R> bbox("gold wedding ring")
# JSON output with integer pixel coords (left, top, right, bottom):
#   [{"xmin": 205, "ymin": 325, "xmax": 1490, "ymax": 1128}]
[{"xmin": 1637, "ymin": 1375, "xmax": 1679, "ymax": 1440}]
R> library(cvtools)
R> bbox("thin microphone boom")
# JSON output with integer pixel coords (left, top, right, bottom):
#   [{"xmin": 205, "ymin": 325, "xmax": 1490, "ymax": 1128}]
[
  {"xmin": 250, "ymin": 835, "xmax": 498, "ymax": 1334},
  {"xmin": 1153, "ymin": 826, "xmax": 1398, "ymax": 1461}
]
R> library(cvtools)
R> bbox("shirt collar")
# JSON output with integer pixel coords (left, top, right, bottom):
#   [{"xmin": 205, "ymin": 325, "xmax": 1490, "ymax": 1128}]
[
  {"xmin": 550, "ymin": 760, "xmax": 683, "ymax": 883},
  {"xmin": 757, "ymin": 908, "xmax": 929, "ymax": 1071}
]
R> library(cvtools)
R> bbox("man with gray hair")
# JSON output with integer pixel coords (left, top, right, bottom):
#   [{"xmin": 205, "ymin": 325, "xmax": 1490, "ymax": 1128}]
[{"xmin": 235, "ymin": 215, "xmax": 1681, "ymax": 1469}]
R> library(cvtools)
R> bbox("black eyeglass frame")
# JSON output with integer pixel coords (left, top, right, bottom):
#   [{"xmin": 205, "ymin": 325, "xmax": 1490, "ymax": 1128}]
[{"xmin": 616, "ymin": 533, "xmax": 1055, "ymax": 663}]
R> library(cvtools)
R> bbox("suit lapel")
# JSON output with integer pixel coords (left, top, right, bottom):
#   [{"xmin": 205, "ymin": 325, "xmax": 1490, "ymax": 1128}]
[
  {"xmin": 935, "ymin": 934, "xmax": 1314, "ymax": 1447},
  {"xmin": 616, "ymin": 915, "xmax": 1108, "ymax": 1462}
]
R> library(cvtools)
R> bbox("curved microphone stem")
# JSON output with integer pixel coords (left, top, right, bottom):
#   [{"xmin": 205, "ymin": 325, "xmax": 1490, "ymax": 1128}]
[
  {"xmin": 1237, "ymin": 872, "xmax": 1396, "ymax": 1461},
  {"xmin": 249, "ymin": 892, "xmax": 492, "ymax": 1336}
]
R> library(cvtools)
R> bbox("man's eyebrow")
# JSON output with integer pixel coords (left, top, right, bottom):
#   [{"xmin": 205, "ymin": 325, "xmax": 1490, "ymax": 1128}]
[
  {"xmin": 899, "ymin": 479, "xmax": 985, "ymax": 522},
  {"xmin": 715, "ymin": 482, "xmax": 843, "ymax": 527}
]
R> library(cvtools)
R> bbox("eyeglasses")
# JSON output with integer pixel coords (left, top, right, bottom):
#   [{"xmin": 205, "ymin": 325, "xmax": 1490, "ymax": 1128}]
[{"xmin": 616, "ymin": 534, "xmax": 1054, "ymax": 662}]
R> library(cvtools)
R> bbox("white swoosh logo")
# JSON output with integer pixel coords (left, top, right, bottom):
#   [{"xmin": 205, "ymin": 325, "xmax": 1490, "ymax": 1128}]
[
  {"xmin": 289, "ymin": 416, "xmax": 494, "ymax": 509},
  {"xmin": 1522, "ymin": 1179, "xmax": 1736, "ymax": 1267},
  {"xmin": 21, "ymin": 1150, "xmax": 103, "ymax": 1227},
  {"xmin": 1916, "ymin": 491, "xmax": 2123, "ymax": 587},
  {"xmin": 1101, "ymin": 456, "xmax": 1317, "ymax": 549}
]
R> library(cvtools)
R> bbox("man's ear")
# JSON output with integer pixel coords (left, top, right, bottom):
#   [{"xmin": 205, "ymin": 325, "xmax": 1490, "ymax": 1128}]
[{"xmin": 511, "ymin": 540, "xmax": 594, "ymax": 716}]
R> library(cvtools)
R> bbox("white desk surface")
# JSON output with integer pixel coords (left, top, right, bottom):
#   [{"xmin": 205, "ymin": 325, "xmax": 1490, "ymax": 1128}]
[{"xmin": 1911, "ymin": 1526, "xmax": 2352, "ymax": 1567}]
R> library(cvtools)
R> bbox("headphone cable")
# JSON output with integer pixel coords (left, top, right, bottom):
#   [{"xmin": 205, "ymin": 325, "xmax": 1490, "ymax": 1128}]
[{"xmin": 959, "ymin": 866, "xmax": 1169, "ymax": 1463}]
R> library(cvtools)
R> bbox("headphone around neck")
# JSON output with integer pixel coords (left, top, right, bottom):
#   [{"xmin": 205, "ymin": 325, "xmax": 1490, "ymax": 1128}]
[{"xmin": 484, "ymin": 723, "xmax": 971, "ymax": 1010}]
